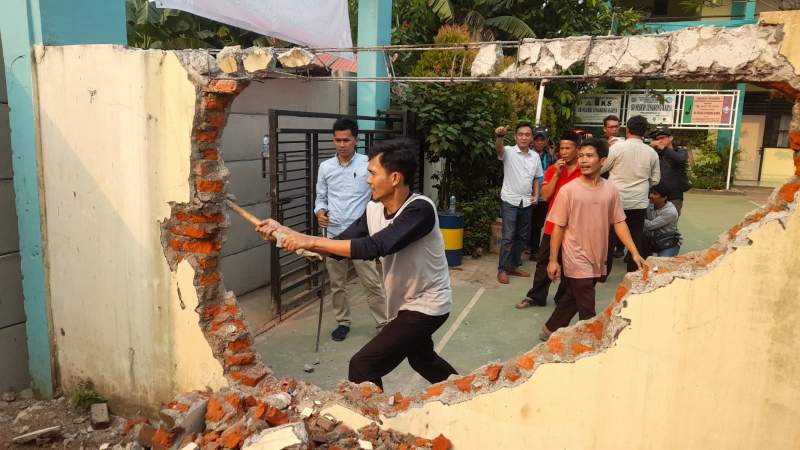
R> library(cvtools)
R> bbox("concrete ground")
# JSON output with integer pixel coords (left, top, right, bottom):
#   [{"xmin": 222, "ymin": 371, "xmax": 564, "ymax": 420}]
[{"xmin": 241, "ymin": 188, "xmax": 770, "ymax": 395}]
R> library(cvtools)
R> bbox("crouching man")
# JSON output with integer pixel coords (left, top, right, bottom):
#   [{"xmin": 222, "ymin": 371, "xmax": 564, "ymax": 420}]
[{"xmin": 257, "ymin": 139, "xmax": 457, "ymax": 390}]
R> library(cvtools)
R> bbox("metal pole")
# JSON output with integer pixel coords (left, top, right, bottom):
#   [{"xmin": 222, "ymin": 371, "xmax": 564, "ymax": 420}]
[
  {"xmin": 535, "ymin": 80, "xmax": 547, "ymax": 126},
  {"xmin": 314, "ymin": 229, "xmax": 327, "ymax": 353},
  {"xmin": 725, "ymin": 91, "xmax": 740, "ymax": 190}
]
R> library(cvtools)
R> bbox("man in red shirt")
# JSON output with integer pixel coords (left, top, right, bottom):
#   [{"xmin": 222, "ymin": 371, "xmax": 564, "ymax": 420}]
[{"xmin": 516, "ymin": 132, "xmax": 582, "ymax": 309}]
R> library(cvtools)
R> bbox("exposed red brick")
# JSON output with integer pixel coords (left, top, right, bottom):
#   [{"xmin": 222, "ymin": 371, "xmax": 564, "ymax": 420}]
[
  {"xmin": 123, "ymin": 418, "xmax": 149, "ymax": 435},
  {"xmin": 219, "ymin": 421, "xmax": 245, "ymax": 449},
  {"xmin": 614, "ymin": 285, "xmax": 629, "ymax": 304},
  {"xmin": 243, "ymin": 396, "xmax": 258, "ymax": 408},
  {"xmin": 422, "ymin": 383, "xmax": 446, "ymax": 400},
  {"xmin": 547, "ymin": 336, "xmax": 564, "ymax": 354},
  {"xmin": 206, "ymin": 112, "xmax": 226, "ymax": 128},
  {"xmin": 193, "ymin": 160, "xmax": 220, "ymax": 177},
  {"xmin": 166, "ymin": 400, "xmax": 190, "ymax": 413},
  {"xmin": 485, "ymin": 364, "xmax": 502, "ymax": 382},
  {"xmin": 571, "ymin": 342, "xmax": 593, "ymax": 355},
  {"xmin": 789, "ymin": 131, "xmax": 800, "ymax": 151},
  {"xmin": 432, "ymin": 434, "xmax": 452, "ymax": 450},
  {"xmin": 727, "ymin": 224, "xmax": 743, "ymax": 239},
  {"xmin": 169, "ymin": 239, "xmax": 182, "ymax": 251},
  {"xmin": 198, "ymin": 258, "xmax": 218, "ymax": 269},
  {"xmin": 414, "ymin": 438, "xmax": 431, "ymax": 447},
  {"xmin": 265, "ymin": 407, "xmax": 290, "ymax": 426},
  {"xmin": 152, "ymin": 429, "xmax": 175, "ymax": 450},
  {"xmin": 794, "ymin": 152, "xmax": 800, "ymax": 176},
  {"xmin": 195, "ymin": 179, "xmax": 225, "ymax": 193},
  {"xmin": 171, "ymin": 224, "xmax": 208, "ymax": 239},
  {"xmin": 206, "ymin": 398, "xmax": 225, "ymax": 423},
  {"xmin": 393, "ymin": 393, "xmax": 411, "ymax": 411},
  {"xmin": 175, "ymin": 211, "xmax": 225, "ymax": 224},
  {"xmin": 202, "ymin": 94, "xmax": 227, "ymax": 111},
  {"xmin": 202, "ymin": 305, "xmax": 221, "ymax": 321},
  {"xmin": 199, "ymin": 271, "xmax": 221, "ymax": 286},
  {"xmin": 206, "ymin": 79, "xmax": 242, "ymax": 94},
  {"xmin": 223, "ymin": 304, "xmax": 238, "ymax": 315},
  {"xmin": 224, "ymin": 352, "xmax": 255, "ymax": 366},
  {"xmin": 582, "ymin": 319, "xmax": 605, "ymax": 340},
  {"xmin": 603, "ymin": 304, "xmax": 614, "ymax": 317},
  {"xmin": 227, "ymin": 337, "xmax": 252, "ymax": 353},
  {"xmin": 201, "ymin": 431, "xmax": 220, "ymax": 445},
  {"xmin": 253, "ymin": 402, "xmax": 267, "ymax": 420},
  {"xmin": 516, "ymin": 355, "xmax": 535, "ymax": 371},
  {"xmin": 361, "ymin": 385, "xmax": 373, "ymax": 399},
  {"xmin": 703, "ymin": 248, "xmax": 722, "ymax": 265},
  {"xmin": 778, "ymin": 182, "xmax": 800, "ymax": 203},
  {"xmin": 504, "ymin": 371, "xmax": 521, "ymax": 382},
  {"xmin": 195, "ymin": 130, "xmax": 218, "ymax": 143},
  {"xmin": 224, "ymin": 393, "xmax": 242, "ymax": 411},
  {"xmin": 230, "ymin": 367, "xmax": 268, "ymax": 387},
  {"xmin": 202, "ymin": 148, "xmax": 220, "ymax": 161},
  {"xmin": 642, "ymin": 264, "xmax": 649, "ymax": 282},
  {"xmin": 453, "ymin": 375, "xmax": 474, "ymax": 393},
  {"xmin": 182, "ymin": 240, "xmax": 221, "ymax": 255}
]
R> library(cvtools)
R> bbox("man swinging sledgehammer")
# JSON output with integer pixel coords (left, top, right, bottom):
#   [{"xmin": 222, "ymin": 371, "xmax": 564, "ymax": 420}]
[{"xmin": 257, "ymin": 138, "xmax": 458, "ymax": 390}]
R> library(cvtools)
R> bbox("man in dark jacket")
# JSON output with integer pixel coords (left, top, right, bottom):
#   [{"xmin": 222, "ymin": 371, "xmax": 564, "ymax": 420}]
[{"xmin": 648, "ymin": 128, "xmax": 690, "ymax": 215}]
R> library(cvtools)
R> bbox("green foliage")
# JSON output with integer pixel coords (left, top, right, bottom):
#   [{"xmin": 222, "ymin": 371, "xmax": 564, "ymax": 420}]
[
  {"xmin": 126, "ymin": 0, "xmax": 276, "ymax": 49},
  {"xmin": 70, "ymin": 379, "xmax": 106, "ymax": 413},
  {"xmin": 460, "ymin": 189, "xmax": 500, "ymax": 256},
  {"xmin": 688, "ymin": 138, "xmax": 738, "ymax": 190},
  {"xmin": 410, "ymin": 25, "xmax": 476, "ymax": 77}
]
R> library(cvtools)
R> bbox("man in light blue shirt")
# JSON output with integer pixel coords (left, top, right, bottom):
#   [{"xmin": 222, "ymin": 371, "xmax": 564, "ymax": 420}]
[{"xmin": 315, "ymin": 118, "xmax": 387, "ymax": 341}]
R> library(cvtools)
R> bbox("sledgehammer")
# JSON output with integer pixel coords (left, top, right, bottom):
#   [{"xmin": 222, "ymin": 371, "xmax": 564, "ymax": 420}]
[{"xmin": 224, "ymin": 194, "xmax": 323, "ymax": 261}]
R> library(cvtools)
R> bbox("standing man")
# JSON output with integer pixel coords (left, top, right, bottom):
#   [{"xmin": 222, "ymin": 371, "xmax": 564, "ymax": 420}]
[
  {"xmin": 602, "ymin": 115, "xmax": 624, "ymax": 147},
  {"xmin": 315, "ymin": 118, "xmax": 387, "ymax": 342},
  {"xmin": 540, "ymin": 138, "xmax": 644, "ymax": 341},
  {"xmin": 529, "ymin": 127, "xmax": 557, "ymax": 258},
  {"xmin": 647, "ymin": 127, "xmax": 690, "ymax": 215},
  {"xmin": 602, "ymin": 115, "xmax": 660, "ymax": 273},
  {"xmin": 516, "ymin": 132, "xmax": 581, "ymax": 309},
  {"xmin": 495, "ymin": 122, "xmax": 544, "ymax": 284},
  {"xmin": 258, "ymin": 139, "xmax": 457, "ymax": 390}
]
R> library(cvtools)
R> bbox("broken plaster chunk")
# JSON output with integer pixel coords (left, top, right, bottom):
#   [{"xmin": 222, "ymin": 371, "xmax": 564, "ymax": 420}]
[
  {"xmin": 243, "ymin": 47, "xmax": 275, "ymax": 74},
  {"xmin": 90, "ymin": 403, "xmax": 111, "ymax": 430},
  {"xmin": 300, "ymin": 407, "xmax": 314, "ymax": 419},
  {"xmin": 265, "ymin": 392, "xmax": 292, "ymax": 410},
  {"xmin": 358, "ymin": 439, "xmax": 374, "ymax": 449},
  {"xmin": 243, "ymin": 422, "xmax": 309, "ymax": 449},
  {"xmin": 216, "ymin": 45, "xmax": 242, "ymax": 74},
  {"xmin": 277, "ymin": 47, "xmax": 315, "ymax": 68},
  {"xmin": 180, "ymin": 443, "xmax": 199, "ymax": 450},
  {"xmin": 518, "ymin": 39, "xmax": 541, "ymax": 65},
  {"xmin": 471, "ymin": 43, "xmax": 503, "ymax": 77}
]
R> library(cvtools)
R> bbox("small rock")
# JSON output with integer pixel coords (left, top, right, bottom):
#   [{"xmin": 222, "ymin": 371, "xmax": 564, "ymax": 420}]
[
  {"xmin": 19, "ymin": 388, "xmax": 34, "ymax": 400},
  {"xmin": 91, "ymin": 403, "xmax": 110, "ymax": 430},
  {"xmin": 300, "ymin": 407, "xmax": 313, "ymax": 419},
  {"xmin": 265, "ymin": 392, "xmax": 292, "ymax": 410},
  {"xmin": 313, "ymin": 359, "xmax": 320, "ymax": 365},
  {"xmin": 358, "ymin": 439, "xmax": 374, "ymax": 449},
  {"xmin": 12, "ymin": 425, "xmax": 62, "ymax": 444},
  {"xmin": 15, "ymin": 425, "xmax": 30, "ymax": 434},
  {"xmin": 303, "ymin": 364, "xmax": 314, "ymax": 373},
  {"xmin": 2, "ymin": 391, "xmax": 16, "ymax": 402},
  {"xmin": 313, "ymin": 400, "xmax": 322, "ymax": 406}
]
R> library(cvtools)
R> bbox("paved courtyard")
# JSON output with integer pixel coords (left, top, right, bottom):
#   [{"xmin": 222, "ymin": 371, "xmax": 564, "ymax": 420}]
[{"xmin": 241, "ymin": 188, "xmax": 770, "ymax": 395}]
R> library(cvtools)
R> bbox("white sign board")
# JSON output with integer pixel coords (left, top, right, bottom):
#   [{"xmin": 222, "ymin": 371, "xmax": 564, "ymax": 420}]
[
  {"xmin": 574, "ymin": 95, "xmax": 623, "ymax": 124},
  {"xmin": 627, "ymin": 94, "xmax": 676, "ymax": 125}
]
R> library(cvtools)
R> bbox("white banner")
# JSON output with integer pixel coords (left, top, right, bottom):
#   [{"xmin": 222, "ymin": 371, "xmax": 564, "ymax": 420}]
[
  {"xmin": 627, "ymin": 93, "xmax": 676, "ymax": 125},
  {"xmin": 574, "ymin": 94, "xmax": 623, "ymax": 125},
  {"xmin": 151, "ymin": 0, "xmax": 353, "ymax": 57}
]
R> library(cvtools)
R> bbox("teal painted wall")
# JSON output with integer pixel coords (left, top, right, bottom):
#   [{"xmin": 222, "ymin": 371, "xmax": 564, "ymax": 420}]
[
  {"xmin": 0, "ymin": 0, "xmax": 126, "ymax": 397},
  {"xmin": 356, "ymin": 0, "xmax": 392, "ymax": 132}
]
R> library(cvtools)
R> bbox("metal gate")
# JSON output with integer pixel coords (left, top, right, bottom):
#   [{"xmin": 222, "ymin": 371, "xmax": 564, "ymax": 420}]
[{"xmin": 265, "ymin": 110, "xmax": 418, "ymax": 319}]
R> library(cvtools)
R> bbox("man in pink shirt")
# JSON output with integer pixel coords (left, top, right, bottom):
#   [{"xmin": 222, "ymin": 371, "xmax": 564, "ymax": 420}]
[{"xmin": 540, "ymin": 138, "xmax": 645, "ymax": 340}]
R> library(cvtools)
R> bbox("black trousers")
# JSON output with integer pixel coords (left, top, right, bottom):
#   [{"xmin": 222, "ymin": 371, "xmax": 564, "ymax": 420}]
[
  {"xmin": 528, "ymin": 201, "xmax": 549, "ymax": 254},
  {"xmin": 545, "ymin": 276, "xmax": 598, "ymax": 332},
  {"xmin": 525, "ymin": 234, "xmax": 566, "ymax": 305},
  {"xmin": 607, "ymin": 208, "xmax": 646, "ymax": 273},
  {"xmin": 348, "ymin": 310, "xmax": 457, "ymax": 390}
]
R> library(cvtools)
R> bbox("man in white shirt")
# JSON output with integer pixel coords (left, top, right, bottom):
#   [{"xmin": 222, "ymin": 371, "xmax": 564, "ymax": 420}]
[
  {"xmin": 494, "ymin": 122, "xmax": 544, "ymax": 284},
  {"xmin": 601, "ymin": 115, "xmax": 661, "ymax": 272}
]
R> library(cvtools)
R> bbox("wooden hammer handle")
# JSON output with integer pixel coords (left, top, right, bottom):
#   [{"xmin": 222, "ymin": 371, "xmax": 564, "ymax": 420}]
[{"xmin": 224, "ymin": 199, "xmax": 323, "ymax": 261}]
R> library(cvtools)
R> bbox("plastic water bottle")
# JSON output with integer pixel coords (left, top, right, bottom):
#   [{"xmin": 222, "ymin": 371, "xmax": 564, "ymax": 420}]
[
  {"xmin": 449, "ymin": 195, "xmax": 456, "ymax": 213},
  {"xmin": 261, "ymin": 135, "xmax": 269, "ymax": 157}
]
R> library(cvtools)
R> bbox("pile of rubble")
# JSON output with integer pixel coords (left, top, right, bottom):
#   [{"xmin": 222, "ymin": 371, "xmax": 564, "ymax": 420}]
[{"xmin": 125, "ymin": 378, "xmax": 451, "ymax": 450}]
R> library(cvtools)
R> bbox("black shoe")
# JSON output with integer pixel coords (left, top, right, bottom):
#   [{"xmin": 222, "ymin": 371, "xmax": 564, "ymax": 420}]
[
  {"xmin": 331, "ymin": 325, "xmax": 350, "ymax": 341},
  {"xmin": 613, "ymin": 248, "xmax": 625, "ymax": 259}
]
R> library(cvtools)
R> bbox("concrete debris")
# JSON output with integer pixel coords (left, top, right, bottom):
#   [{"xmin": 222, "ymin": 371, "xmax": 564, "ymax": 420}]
[
  {"xmin": 90, "ymin": 403, "xmax": 111, "ymax": 429},
  {"xmin": 277, "ymin": 47, "xmax": 315, "ymax": 68},
  {"xmin": 99, "ymin": 443, "xmax": 110, "ymax": 450},
  {"xmin": 471, "ymin": 43, "xmax": 503, "ymax": 76},
  {"xmin": 180, "ymin": 443, "xmax": 199, "ymax": 450},
  {"xmin": 2, "ymin": 391, "xmax": 16, "ymax": 402},
  {"xmin": 358, "ymin": 439, "xmax": 374, "ymax": 449},
  {"xmin": 242, "ymin": 422, "xmax": 309, "ymax": 449},
  {"xmin": 303, "ymin": 364, "xmax": 315, "ymax": 373},
  {"xmin": 586, "ymin": 35, "xmax": 669, "ymax": 79},
  {"xmin": 265, "ymin": 392, "xmax": 292, "ymax": 410},
  {"xmin": 19, "ymin": 389, "xmax": 34, "ymax": 400},
  {"xmin": 243, "ymin": 47, "xmax": 275, "ymax": 74},
  {"xmin": 12, "ymin": 425, "xmax": 62, "ymax": 444},
  {"xmin": 216, "ymin": 45, "xmax": 242, "ymax": 74},
  {"xmin": 300, "ymin": 407, "xmax": 314, "ymax": 419}
]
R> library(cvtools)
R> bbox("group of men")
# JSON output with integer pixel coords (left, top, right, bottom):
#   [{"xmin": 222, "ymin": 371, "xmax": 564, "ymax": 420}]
[
  {"xmin": 500, "ymin": 114, "xmax": 690, "ymax": 339},
  {"xmin": 256, "ymin": 113, "xmax": 690, "ymax": 391}
]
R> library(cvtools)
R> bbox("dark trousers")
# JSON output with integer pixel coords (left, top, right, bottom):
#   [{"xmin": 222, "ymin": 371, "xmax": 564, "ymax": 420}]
[
  {"xmin": 545, "ymin": 277, "xmax": 598, "ymax": 332},
  {"xmin": 525, "ymin": 234, "xmax": 566, "ymax": 305},
  {"xmin": 348, "ymin": 310, "xmax": 457, "ymax": 390},
  {"xmin": 672, "ymin": 199, "xmax": 683, "ymax": 216},
  {"xmin": 607, "ymin": 208, "xmax": 646, "ymax": 273},
  {"xmin": 498, "ymin": 201, "xmax": 532, "ymax": 272},
  {"xmin": 529, "ymin": 201, "xmax": 549, "ymax": 254}
]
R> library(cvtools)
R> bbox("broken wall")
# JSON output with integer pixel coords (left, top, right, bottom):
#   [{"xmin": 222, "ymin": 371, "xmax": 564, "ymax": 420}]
[{"xmin": 34, "ymin": 45, "xmax": 227, "ymax": 410}]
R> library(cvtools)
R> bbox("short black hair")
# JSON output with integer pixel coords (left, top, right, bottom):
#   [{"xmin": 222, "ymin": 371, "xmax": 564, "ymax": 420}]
[
  {"xmin": 515, "ymin": 121, "xmax": 534, "ymax": 133},
  {"xmin": 333, "ymin": 117, "xmax": 358, "ymax": 137},
  {"xmin": 560, "ymin": 131, "xmax": 580, "ymax": 145},
  {"xmin": 626, "ymin": 115, "xmax": 648, "ymax": 137},
  {"xmin": 579, "ymin": 137, "xmax": 609, "ymax": 158},
  {"xmin": 603, "ymin": 115, "xmax": 620, "ymax": 127},
  {"xmin": 651, "ymin": 184, "xmax": 670, "ymax": 199},
  {"xmin": 368, "ymin": 138, "xmax": 418, "ymax": 186}
]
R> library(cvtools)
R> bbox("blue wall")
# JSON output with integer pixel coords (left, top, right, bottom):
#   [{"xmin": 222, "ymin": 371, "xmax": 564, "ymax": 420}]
[
  {"xmin": 0, "ymin": 0, "xmax": 126, "ymax": 397},
  {"xmin": 356, "ymin": 0, "xmax": 392, "ymax": 132}
]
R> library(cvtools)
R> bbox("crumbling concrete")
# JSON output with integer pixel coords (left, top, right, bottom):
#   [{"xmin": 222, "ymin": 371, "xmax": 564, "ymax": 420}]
[{"xmin": 470, "ymin": 43, "xmax": 502, "ymax": 76}]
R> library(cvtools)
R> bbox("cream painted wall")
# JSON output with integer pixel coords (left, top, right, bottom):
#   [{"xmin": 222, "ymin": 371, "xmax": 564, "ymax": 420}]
[
  {"xmin": 379, "ymin": 210, "xmax": 800, "ymax": 449},
  {"xmin": 35, "ymin": 45, "xmax": 225, "ymax": 409}
]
